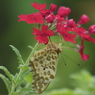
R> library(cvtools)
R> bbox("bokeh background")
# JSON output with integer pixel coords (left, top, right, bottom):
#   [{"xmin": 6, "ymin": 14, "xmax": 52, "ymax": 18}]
[{"xmin": 0, "ymin": 0, "xmax": 95, "ymax": 94}]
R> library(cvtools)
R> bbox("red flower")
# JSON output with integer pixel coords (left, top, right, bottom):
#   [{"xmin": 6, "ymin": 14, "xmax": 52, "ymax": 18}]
[
  {"xmin": 57, "ymin": 6, "xmax": 71, "ymax": 17},
  {"xmin": 31, "ymin": 2, "xmax": 46, "ymax": 11},
  {"xmin": 18, "ymin": 13, "xmax": 44, "ymax": 24},
  {"xmin": 78, "ymin": 39, "xmax": 89, "ymax": 61},
  {"xmin": 61, "ymin": 31, "xmax": 76, "ymax": 43},
  {"xmin": 78, "ymin": 14, "xmax": 90, "ymax": 25},
  {"xmin": 74, "ymin": 27, "xmax": 88, "ymax": 37},
  {"xmin": 32, "ymin": 25, "xmax": 54, "ymax": 44},
  {"xmin": 18, "ymin": 14, "xmax": 27, "ymax": 22},
  {"xmin": 57, "ymin": 25, "xmax": 76, "ymax": 43},
  {"xmin": 74, "ymin": 27, "xmax": 95, "ymax": 43}
]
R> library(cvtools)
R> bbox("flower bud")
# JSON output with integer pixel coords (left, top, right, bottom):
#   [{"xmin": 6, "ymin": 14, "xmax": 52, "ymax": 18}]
[
  {"xmin": 57, "ymin": 6, "xmax": 71, "ymax": 17},
  {"xmin": 78, "ymin": 14, "xmax": 90, "ymax": 24},
  {"xmin": 46, "ymin": 14, "xmax": 55, "ymax": 23},
  {"xmin": 67, "ymin": 19, "xmax": 76, "ymax": 27},
  {"xmin": 89, "ymin": 25, "xmax": 95, "ymax": 34},
  {"xmin": 50, "ymin": 4, "xmax": 57, "ymax": 12}
]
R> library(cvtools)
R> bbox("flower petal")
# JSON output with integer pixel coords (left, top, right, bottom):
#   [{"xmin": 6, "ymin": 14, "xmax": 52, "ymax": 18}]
[
  {"xmin": 32, "ymin": 28, "xmax": 41, "ymax": 35},
  {"xmin": 35, "ymin": 36, "xmax": 48, "ymax": 44},
  {"xmin": 45, "ymin": 30, "xmax": 54, "ymax": 36},
  {"xmin": 42, "ymin": 25, "xmax": 48, "ymax": 32},
  {"xmin": 31, "ymin": 2, "xmax": 46, "ymax": 11}
]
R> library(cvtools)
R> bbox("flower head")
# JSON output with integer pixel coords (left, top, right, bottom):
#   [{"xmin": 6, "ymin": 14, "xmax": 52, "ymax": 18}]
[
  {"xmin": 32, "ymin": 25, "xmax": 54, "ymax": 44},
  {"xmin": 57, "ymin": 24, "xmax": 76, "ymax": 43},
  {"xmin": 18, "ymin": 13, "xmax": 44, "ymax": 24},
  {"xmin": 74, "ymin": 27, "xmax": 95, "ymax": 43}
]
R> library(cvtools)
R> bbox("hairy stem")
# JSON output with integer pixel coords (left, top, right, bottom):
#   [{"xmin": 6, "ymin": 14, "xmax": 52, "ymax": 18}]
[{"xmin": 25, "ymin": 42, "xmax": 39, "ymax": 64}]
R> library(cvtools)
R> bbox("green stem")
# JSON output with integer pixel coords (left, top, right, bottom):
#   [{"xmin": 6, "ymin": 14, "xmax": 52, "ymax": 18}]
[
  {"xmin": 25, "ymin": 42, "xmax": 39, "ymax": 64},
  {"xmin": 9, "ymin": 83, "xmax": 15, "ymax": 95}
]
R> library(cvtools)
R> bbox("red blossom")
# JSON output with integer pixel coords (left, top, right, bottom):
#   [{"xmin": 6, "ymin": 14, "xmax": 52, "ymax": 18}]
[
  {"xmin": 18, "ymin": 13, "xmax": 44, "ymax": 24},
  {"xmin": 78, "ymin": 14, "xmax": 90, "ymax": 25},
  {"xmin": 78, "ymin": 39, "xmax": 89, "ymax": 61},
  {"xmin": 74, "ymin": 27, "xmax": 88, "ymax": 37},
  {"xmin": 74, "ymin": 27, "xmax": 95, "ymax": 43},
  {"xmin": 31, "ymin": 2, "xmax": 46, "ymax": 11},
  {"xmin": 57, "ymin": 25, "xmax": 76, "ymax": 43},
  {"xmin": 61, "ymin": 32, "xmax": 76, "ymax": 43},
  {"xmin": 57, "ymin": 6, "xmax": 71, "ymax": 17},
  {"xmin": 18, "ymin": 14, "xmax": 27, "ymax": 22},
  {"xmin": 32, "ymin": 25, "xmax": 54, "ymax": 44}
]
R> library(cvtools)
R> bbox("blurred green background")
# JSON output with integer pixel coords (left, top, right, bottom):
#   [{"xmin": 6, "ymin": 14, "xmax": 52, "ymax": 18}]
[{"xmin": 0, "ymin": 0, "xmax": 95, "ymax": 94}]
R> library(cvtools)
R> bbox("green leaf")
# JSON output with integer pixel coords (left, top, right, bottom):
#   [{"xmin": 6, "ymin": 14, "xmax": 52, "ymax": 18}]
[
  {"xmin": 0, "ymin": 66, "xmax": 13, "ymax": 82},
  {"xmin": 24, "ymin": 72, "xmax": 32, "ymax": 84},
  {"xmin": 28, "ymin": 45, "xmax": 34, "ymax": 50},
  {"xmin": 9, "ymin": 45, "xmax": 24, "ymax": 65},
  {"xmin": 18, "ymin": 64, "xmax": 28, "ymax": 70},
  {"xmin": 0, "ymin": 74, "xmax": 11, "ymax": 93}
]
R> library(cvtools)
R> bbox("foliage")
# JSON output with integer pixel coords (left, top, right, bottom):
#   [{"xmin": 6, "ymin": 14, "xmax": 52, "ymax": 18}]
[
  {"xmin": 0, "ymin": 45, "xmax": 37, "ymax": 95},
  {"xmin": 44, "ymin": 70, "xmax": 95, "ymax": 95}
]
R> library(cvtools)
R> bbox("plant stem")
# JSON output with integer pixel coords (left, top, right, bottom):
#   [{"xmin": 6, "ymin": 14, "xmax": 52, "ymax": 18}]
[
  {"xmin": 9, "ymin": 83, "xmax": 15, "ymax": 95},
  {"xmin": 25, "ymin": 42, "xmax": 39, "ymax": 64}
]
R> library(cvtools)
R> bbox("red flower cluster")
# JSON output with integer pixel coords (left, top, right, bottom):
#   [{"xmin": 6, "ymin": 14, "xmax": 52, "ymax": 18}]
[{"xmin": 18, "ymin": 2, "xmax": 95, "ymax": 61}]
